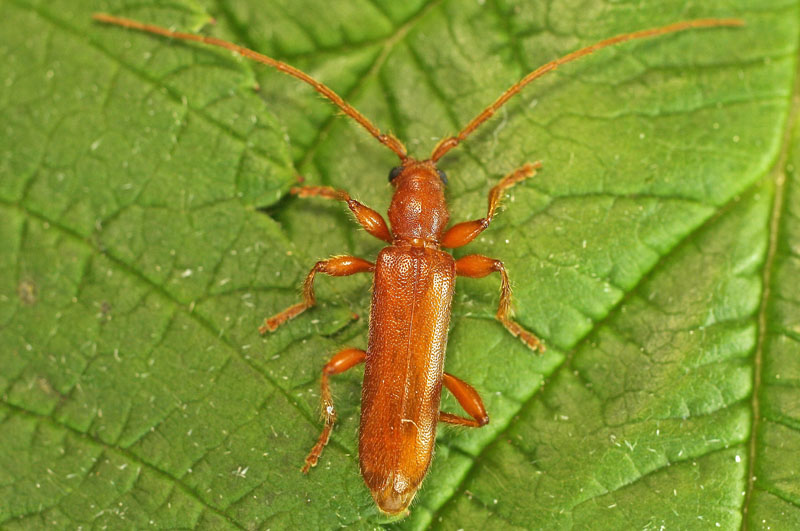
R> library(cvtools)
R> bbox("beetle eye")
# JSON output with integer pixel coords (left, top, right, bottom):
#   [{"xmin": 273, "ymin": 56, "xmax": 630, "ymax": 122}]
[
  {"xmin": 388, "ymin": 166, "xmax": 402, "ymax": 182},
  {"xmin": 436, "ymin": 169, "xmax": 448, "ymax": 185}
]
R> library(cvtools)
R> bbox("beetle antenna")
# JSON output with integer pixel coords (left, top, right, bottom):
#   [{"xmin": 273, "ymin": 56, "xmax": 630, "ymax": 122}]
[
  {"xmin": 430, "ymin": 18, "xmax": 744, "ymax": 162},
  {"xmin": 93, "ymin": 13, "xmax": 408, "ymax": 161}
]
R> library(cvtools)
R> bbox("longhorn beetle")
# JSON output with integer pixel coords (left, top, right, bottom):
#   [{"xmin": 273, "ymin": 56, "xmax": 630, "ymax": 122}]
[{"xmin": 94, "ymin": 12, "xmax": 743, "ymax": 515}]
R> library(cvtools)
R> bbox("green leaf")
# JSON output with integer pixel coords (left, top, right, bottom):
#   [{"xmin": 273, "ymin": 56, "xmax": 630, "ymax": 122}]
[{"xmin": 1, "ymin": 0, "xmax": 797, "ymax": 529}]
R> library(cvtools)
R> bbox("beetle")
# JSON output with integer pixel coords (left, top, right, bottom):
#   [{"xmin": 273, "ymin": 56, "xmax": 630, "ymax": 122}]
[{"xmin": 94, "ymin": 13, "xmax": 743, "ymax": 515}]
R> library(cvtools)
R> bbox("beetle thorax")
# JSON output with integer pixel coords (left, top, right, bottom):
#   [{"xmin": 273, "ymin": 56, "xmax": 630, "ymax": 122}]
[{"xmin": 388, "ymin": 163, "xmax": 449, "ymax": 243}]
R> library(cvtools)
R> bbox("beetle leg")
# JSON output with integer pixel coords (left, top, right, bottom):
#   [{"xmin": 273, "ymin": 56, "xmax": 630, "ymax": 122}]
[
  {"xmin": 292, "ymin": 185, "xmax": 393, "ymax": 243},
  {"xmin": 439, "ymin": 373, "xmax": 489, "ymax": 428},
  {"xmin": 455, "ymin": 254, "xmax": 545, "ymax": 352},
  {"xmin": 302, "ymin": 347, "xmax": 366, "ymax": 473},
  {"xmin": 441, "ymin": 162, "xmax": 541, "ymax": 249},
  {"xmin": 260, "ymin": 256, "xmax": 374, "ymax": 333}
]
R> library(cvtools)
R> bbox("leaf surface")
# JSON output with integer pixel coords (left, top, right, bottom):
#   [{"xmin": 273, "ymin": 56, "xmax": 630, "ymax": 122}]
[{"xmin": 1, "ymin": 0, "xmax": 798, "ymax": 529}]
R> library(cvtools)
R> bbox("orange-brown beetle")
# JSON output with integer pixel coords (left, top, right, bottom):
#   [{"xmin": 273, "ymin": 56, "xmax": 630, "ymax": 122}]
[{"xmin": 94, "ymin": 13, "xmax": 742, "ymax": 515}]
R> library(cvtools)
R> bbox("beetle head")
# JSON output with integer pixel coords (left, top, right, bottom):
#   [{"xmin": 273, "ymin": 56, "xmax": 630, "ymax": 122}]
[{"xmin": 387, "ymin": 160, "xmax": 449, "ymax": 243}]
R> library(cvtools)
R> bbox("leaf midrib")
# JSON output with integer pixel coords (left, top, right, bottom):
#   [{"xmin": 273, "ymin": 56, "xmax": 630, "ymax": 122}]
[{"xmin": 742, "ymin": 26, "xmax": 800, "ymax": 529}]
